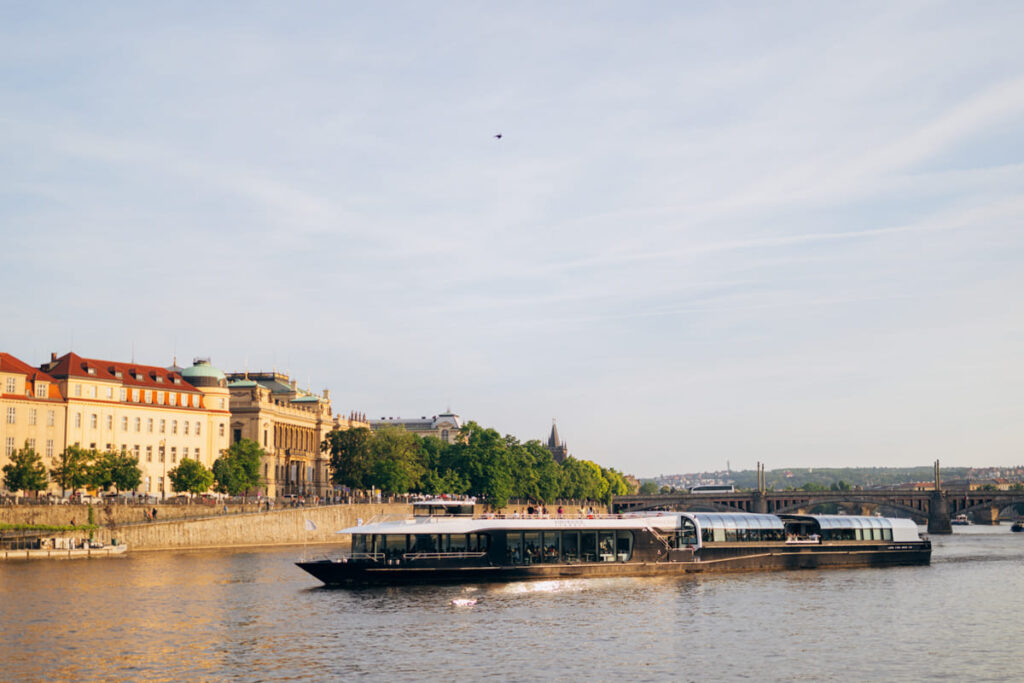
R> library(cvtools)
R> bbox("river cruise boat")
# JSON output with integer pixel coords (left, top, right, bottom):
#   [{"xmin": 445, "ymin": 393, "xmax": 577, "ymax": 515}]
[
  {"xmin": 296, "ymin": 506, "xmax": 931, "ymax": 586},
  {"xmin": 1011, "ymin": 518, "xmax": 1024, "ymax": 533}
]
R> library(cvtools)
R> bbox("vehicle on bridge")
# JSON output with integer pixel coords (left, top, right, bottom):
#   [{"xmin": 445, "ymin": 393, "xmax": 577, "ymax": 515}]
[
  {"xmin": 296, "ymin": 505, "xmax": 931, "ymax": 586},
  {"xmin": 689, "ymin": 484, "xmax": 736, "ymax": 494}
]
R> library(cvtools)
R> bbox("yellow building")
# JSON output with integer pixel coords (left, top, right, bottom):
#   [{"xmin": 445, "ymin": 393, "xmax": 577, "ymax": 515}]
[
  {"xmin": 39, "ymin": 353, "xmax": 231, "ymax": 498},
  {"xmin": 226, "ymin": 371, "xmax": 368, "ymax": 498},
  {"xmin": 1, "ymin": 353, "xmax": 67, "ymax": 489}
]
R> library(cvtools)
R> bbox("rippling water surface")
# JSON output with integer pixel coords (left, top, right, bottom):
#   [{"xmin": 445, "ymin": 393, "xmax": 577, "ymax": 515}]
[{"xmin": 2, "ymin": 526, "xmax": 1022, "ymax": 682}]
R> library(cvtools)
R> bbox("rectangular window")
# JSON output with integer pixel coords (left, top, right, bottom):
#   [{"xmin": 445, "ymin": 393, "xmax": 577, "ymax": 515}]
[
  {"xmin": 106, "ymin": 415, "xmax": 113, "ymax": 430},
  {"xmin": 29, "ymin": 409, "xmax": 37, "ymax": 426},
  {"xmin": 5, "ymin": 406, "xmax": 15, "ymax": 424},
  {"xmin": 132, "ymin": 389, "xmax": 140, "ymax": 402},
  {"xmin": 74, "ymin": 413, "xmax": 81, "ymax": 428},
  {"xmin": 159, "ymin": 446, "xmax": 165, "ymax": 463},
  {"xmin": 47, "ymin": 410, "xmax": 54, "ymax": 426},
  {"xmin": 46, "ymin": 440, "xmax": 54, "ymax": 459},
  {"xmin": 120, "ymin": 388, "xmax": 127, "ymax": 401},
  {"xmin": 106, "ymin": 387, "xmax": 113, "ymax": 399},
  {"xmin": 74, "ymin": 384, "xmax": 82, "ymax": 396},
  {"xmin": 171, "ymin": 420, "xmax": 177, "ymax": 435},
  {"xmin": 135, "ymin": 417, "xmax": 142, "ymax": 432},
  {"xmin": 121, "ymin": 416, "xmax": 128, "ymax": 431},
  {"xmin": 218, "ymin": 424, "xmax": 225, "ymax": 437},
  {"xmin": 146, "ymin": 476, "xmax": 151, "ymax": 492},
  {"xmin": 196, "ymin": 422, "xmax": 201, "ymax": 436},
  {"xmin": 4, "ymin": 437, "xmax": 13, "ymax": 456},
  {"xmin": 158, "ymin": 476, "xmax": 164, "ymax": 493},
  {"xmin": 171, "ymin": 447, "xmax": 177, "ymax": 463},
  {"xmin": 144, "ymin": 390, "xmax": 152, "ymax": 403},
  {"xmin": 193, "ymin": 395, "xmax": 200, "ymax": 408},
  {"xmin": 27, "ymin": 438, "xmax": 36, "ymax": 451},
  {"xmin": 157, "ymin": 391, "xmax": 164, "ymax": 405},
  {"xmin": 184, "ymin": 421, "xmax": 189, "ymax": 436},
  {"xmin": 4, "ymin": 377, "xmax": 15, "ymax": 393},
  {"xmin": 36, "ymin": 383, "xmax": 48, "ymax": 398},
  {"xmin": 147, "ymin": 418, "xmax": 153, "ymax": 433},
  {"xmin": 159, "ymin": 419, "xmax": 166, "ymax": 434},
  {"xmin": 134, "ymin": 445, "xmax": 140, "ymax": 460},
  {"xmin": 90, "ymin": 414, "xmax": 98, "ymax": 429},
  {"xmin": 89, "ymin": 385, "xmax": 96, "ymax": 398},
  {"xmin": 194, "ymin": 448, "xmax": 200, "ymax": 461},
  {"xmin": 146, "ymin": 446, "xmax": 152, "ymax": 462},
  {"xmin": 182, "ymin": 446, "xmax": 189, "ymax": 459}
]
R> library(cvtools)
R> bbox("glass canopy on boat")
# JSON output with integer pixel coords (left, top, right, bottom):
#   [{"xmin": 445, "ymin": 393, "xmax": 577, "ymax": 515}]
[{"xmin": 689, "ymin": 513, "xmax": 785, "ymax": 532}]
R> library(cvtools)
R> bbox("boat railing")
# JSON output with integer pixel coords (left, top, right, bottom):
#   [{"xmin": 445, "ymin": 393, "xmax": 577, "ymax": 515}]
[
  {"xmin": 401, "ymin": 551, "xmax": 488, "ymax": 561},
  {"xmin": 348, "ymin": 552, "xmax": 386, "ymax": 561}
]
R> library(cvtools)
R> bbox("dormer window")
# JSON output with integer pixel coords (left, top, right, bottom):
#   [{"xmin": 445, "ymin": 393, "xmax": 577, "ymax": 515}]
[
  {"xmin": 35, "ymin": 382, "xmax": 48, "ymax": 398},
  {"xmin": 86, "ymin": 367, "xmax": 96, "ymax": 375},
  {"xmin": 173, "ymin": 377, "xmax": 181, "ymax": 385},
  {"xmin": 155, "ymin": 375, "xmax": 164, "ymax": 383},
  {"xmin": 114, "ymin": 371, "xmax": 123, "ymax": 379}
]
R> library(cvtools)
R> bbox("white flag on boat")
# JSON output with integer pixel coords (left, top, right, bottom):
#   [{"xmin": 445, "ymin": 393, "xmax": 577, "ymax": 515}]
[{"xmin": 305, "ymin": 519, "xmax": 317, "ymax": 531}]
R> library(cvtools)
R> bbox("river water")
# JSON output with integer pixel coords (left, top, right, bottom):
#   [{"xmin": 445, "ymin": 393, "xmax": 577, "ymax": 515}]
[{"xmin": 1, "ymin": 525, "xmax": 1021, "ymax": 682}]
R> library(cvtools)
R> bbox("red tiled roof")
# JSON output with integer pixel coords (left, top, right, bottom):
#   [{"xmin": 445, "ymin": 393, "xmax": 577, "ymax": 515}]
[
  {"xmin": 43, "ymin": 352, "xmax": 201, "ymax": 393},
  {"xmin": 0, "ymin": 352, "xmax": 58, "ymax": 383}
]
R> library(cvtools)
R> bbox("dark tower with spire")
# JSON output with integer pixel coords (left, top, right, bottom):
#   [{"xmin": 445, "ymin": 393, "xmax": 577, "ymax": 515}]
[{"xmin": 546, "ymin": 419, "xmax": 569, "ymax": 463}]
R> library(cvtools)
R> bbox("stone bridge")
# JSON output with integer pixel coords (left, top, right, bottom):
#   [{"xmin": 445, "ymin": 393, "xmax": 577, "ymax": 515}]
[{"xmin": 611, "ymin": 490, "xmax": 1024, "ymax": 534}]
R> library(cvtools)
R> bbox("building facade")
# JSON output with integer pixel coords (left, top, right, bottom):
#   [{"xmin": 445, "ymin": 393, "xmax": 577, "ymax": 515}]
[
  {"xmin": 226, "ymin": 371, "xmax": 368, "ymax": 498},
  {"xmin": 39, "ymin": 352, "xmax": 231, "ymax": 498},
  {"xmin": 0, "ymin": 353, "xmax": 67, "ymax": 481},
  {"xmin": 369, "ymin": 411, "xmax": 463, "ymax": 444}
]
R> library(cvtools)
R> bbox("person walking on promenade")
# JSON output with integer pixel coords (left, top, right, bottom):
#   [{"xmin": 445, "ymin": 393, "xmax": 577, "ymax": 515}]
[{"xmin": 151, "ymin": 507, "xmax": 158, "ymax": 520}]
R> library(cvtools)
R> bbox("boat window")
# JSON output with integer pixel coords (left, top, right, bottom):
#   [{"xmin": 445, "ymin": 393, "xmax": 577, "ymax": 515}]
[
  {"xmin": 598, "ymin": 531, "xmax": 615, "ymax": 561},
  {"xmin": 541, "ymin": 531, "xmax": 560, "ymax": 563},
  {"xmin": 475, "ymin": 534, "xmax": 490, "ymax": 552},
  {"xmin": 448, "ymin": 534, "xmax": 468, "ymax": 552},
  {"xmin": 524, "ymin": 532, "xmax": 542, "ymax": 564},
  {"xmin": 882, "ymin": 528, "xmax": 892, "ymax": 541},
  {"xmin": 380, "ymin": 535, "xmax": 408, "ymax": 557},
  {"xmin": 506, "ymin": 532, "xmax": 524, "ymax": 564},
  {"xmin": 352, "ymin": 535, "xmax": 367, "ymax": 554},
  {"xmin": 412, "ymin": 534, "xmax": 439, "ymax": 553},
  {"xmin": 678, "ymin": 519, "xmax": 697, "ymax": 547},
  {"xmin": 581, "ymin": 532, "xmax": 597, "ymax": 562},
  {"xmin": 562, "ymin": 531, "xmax": 579, "ymax": 562},
  {"xmin": 616, "ymin": 531, "xmax": 633, "ymax": 560}
]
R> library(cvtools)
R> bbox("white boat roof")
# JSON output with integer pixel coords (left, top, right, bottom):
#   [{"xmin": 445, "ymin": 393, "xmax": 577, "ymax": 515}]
[{"xmin": 337, "ymin": 513, "xmax": 685, "ymax": 535}]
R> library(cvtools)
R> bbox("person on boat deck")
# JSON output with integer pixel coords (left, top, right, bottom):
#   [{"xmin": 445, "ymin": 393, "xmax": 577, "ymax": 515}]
[{"xmin": 557, "ymin": 505, "xmax": 564, "ymax": 517}]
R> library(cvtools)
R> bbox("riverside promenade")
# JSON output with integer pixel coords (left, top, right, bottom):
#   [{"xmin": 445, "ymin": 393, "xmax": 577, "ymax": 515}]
[{"xmin": 0, "ymin": 500, "xmax": 597, "ymax": 552}]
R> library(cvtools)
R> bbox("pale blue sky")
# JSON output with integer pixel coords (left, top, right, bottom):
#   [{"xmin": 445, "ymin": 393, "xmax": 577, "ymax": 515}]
[{"xmin": 2, "ymin": 2, "xmax": 1022, "ymax": 475}]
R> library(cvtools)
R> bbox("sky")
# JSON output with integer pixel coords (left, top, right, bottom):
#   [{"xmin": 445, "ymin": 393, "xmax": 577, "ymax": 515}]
[{"xmin": 1, "ymin": 2, "xmax": 1022, "ymax": 476}]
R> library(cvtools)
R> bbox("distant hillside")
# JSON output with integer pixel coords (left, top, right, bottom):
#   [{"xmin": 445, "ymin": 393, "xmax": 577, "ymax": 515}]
[{"xmin": 653, "ymin": 466, "xmax": 989, "ymax": 491}]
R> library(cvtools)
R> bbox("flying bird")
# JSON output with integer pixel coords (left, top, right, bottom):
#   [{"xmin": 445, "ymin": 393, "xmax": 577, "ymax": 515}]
[{"xmin": 494, "ymin": 133, "xmax": 502, "ymax": 139}]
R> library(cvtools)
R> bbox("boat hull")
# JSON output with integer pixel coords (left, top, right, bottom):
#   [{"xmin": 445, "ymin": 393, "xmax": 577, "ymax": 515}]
[{"xmin": 297, "ymin": 541, "xmax": 931, "ymax": 586}]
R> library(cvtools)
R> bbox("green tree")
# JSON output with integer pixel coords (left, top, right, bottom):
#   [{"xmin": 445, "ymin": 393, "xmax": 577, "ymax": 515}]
[
  {"xmin": 2, "ymin": 443, "xmax": 48, "ymax": 496},
  {"xmin": 169, "ymin": 458, "xmax": 215, "ymax": 498},
  {"xmin": 49, "ymin": 445, "xmax": 93, "ymax": 495},
  {"xmin": 639, "ymin": 481, "xmax": 660, "ymax": 495},
  {"xmin": 601, "ymin": 467, "xmax": 630, "ymax": 504},
  {"xmin": 90, "ymin": 450, "xmax": 143, "ymax": 494},
  {"xmin": 322, "ymin": 427, "xmax": 374, "ymax": 490},
  {"xmin": 367, "ymin": 426, "xmax": 425, "ymax": 494},
  {"xmin": 212, "ymin": 439, "xmax": 264, "ymax": 496}
]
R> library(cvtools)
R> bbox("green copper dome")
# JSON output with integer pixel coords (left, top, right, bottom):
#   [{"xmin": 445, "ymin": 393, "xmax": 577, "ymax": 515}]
[{"xmin": 181, "ymin": 358, "xmax": 226, "ymax": 387}]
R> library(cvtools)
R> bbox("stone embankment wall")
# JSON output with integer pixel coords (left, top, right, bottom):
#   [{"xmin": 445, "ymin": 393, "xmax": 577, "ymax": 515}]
[{"xmin": 1, "ymin": 501, "xmax": 605, "ymax": 551}]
